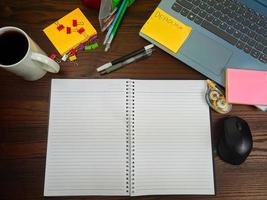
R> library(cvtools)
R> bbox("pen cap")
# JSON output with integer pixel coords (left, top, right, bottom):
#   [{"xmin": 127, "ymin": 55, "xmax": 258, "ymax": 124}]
[
  {"xmin": 112, "ymin": 0, "xmax": 135, "ymax": 8},
  {"xmin": 145, "ymin": 44, "xmax": 154, "ymax": 50},
  {"xmin": 97, "ymin": 63, "xmax": 112, "ymax": 72}
]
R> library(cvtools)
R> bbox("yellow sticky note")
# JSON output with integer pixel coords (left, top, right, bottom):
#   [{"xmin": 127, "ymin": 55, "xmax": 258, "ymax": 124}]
[
  {"xmin": 140, "ymin": 8, "xmax": 192, "ymax": 53},
  {"xmin": 43, "ymin": 8, "xmax": 97, "ymax": 56}
]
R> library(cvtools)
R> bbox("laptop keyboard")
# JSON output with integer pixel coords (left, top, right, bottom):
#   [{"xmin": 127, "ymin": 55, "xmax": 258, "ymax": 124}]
[{"xmin": 171, "ymin": 0, "xmax": 267, "ymax": 64}]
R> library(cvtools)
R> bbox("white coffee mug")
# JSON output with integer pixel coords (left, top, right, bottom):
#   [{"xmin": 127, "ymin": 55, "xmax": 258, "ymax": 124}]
[{"xmin": 0, "ymin": 26, "xmax": 60, "ymax": 81}]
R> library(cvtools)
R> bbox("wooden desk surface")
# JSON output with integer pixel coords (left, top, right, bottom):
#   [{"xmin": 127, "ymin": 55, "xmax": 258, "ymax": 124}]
[{"xmin": 0, "ymin": 0, "xmax": 267, "ymax": 199}]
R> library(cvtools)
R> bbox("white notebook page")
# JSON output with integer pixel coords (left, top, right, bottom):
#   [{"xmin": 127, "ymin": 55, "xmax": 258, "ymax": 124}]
[
  {"xmin": 132, "ymin": 80, "xmax": 214, "ymax": 196},
  {"xmin": 44, "ymin": 79, "xmax": 129, "ymax": 196}
]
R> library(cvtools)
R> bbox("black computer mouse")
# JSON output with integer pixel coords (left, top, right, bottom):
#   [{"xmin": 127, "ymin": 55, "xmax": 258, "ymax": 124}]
[{"xmin": 217, "ymin": 117, "xmax": 253, "ymax": 165}]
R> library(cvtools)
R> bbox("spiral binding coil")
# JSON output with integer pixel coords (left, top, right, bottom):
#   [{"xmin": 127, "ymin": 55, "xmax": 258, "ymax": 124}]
[
  {"xmin": 130, "ymin": 80, "xmax": 135, "ymax": 194},
  {"xmin": 125, "ymin": 80, "xmax": 135, "ymax": 194},
  {"xmin": 125, "ymin": 81, "xmax": 130, "ymax": 193}
]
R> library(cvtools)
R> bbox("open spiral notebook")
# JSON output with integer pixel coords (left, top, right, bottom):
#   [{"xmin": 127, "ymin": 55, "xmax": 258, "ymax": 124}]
[{"xmin": 44, "ymin": 79, "xmax": 215, "ymax": 197}]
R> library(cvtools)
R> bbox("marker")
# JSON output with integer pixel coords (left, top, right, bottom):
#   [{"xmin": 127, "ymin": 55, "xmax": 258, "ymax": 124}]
[
  {"xmin": 104, "ymin": 35, "xmax": 113, "ymax": 52},
  {"xmin": 104, "ymin": 0, "xmax": 129, "ymax": 51},
  {"xmin": 99, "ymin": 48, "xmax": 154, "ymax": 75},
  {"xmin": 97, "ymin": 44, "xmax": 154, "ymax": 72},
  {"xmin": 103, "ymin": 0, "xmax": 128, "ymax": 45}
]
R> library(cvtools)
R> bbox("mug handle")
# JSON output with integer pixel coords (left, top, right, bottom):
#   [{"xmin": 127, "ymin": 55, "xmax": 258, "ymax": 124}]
[{"xmin": 31, "ymin": 52, "xmax": 60, "ymax": 73}]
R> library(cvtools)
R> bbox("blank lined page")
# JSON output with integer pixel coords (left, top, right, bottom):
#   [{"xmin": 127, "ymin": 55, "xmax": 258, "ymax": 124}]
[
  {"xmin": 132, "ymin": 80, "xmax": 214, "ymax": 196},
  {"xmin": 44, "ymin": 79, "xmax": 128, "ymax": 196}
]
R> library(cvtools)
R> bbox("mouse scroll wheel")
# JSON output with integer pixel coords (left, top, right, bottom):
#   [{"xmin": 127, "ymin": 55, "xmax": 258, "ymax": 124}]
[{"xmin": 236, "ymin": 122, "xmax": 242, "ymax": 131}]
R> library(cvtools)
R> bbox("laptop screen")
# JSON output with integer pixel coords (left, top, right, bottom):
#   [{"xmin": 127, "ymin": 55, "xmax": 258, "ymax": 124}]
[{"xmin": 240, "ymin": 0, "xmax": 267, "ymax": 16}]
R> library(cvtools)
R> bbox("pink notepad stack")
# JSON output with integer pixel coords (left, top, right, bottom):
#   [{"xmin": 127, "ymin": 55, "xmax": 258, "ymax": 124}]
[{"xmin": 226, "ymin": 68, "xmax": 267, "ymax": 105}]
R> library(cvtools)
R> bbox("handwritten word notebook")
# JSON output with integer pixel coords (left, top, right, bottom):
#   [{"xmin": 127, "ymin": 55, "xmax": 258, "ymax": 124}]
[{"xmin": 44, "ymin": 79, "xmax": 215, "ymax": 196}]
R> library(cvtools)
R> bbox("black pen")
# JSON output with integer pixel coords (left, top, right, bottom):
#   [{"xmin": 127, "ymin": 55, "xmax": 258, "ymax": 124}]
[
  {"xmin": 100, "ymin": 49, "xmax": 154, "ymax": 75},
  {"xmin": 97, "ymin": 44, "xmax": 154, "ymax": 72}
]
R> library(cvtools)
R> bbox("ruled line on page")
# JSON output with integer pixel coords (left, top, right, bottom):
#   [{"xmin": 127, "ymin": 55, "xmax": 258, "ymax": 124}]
[{"xmin": 44, "ymin": 79, "xmax": 130, "ymax": 196}]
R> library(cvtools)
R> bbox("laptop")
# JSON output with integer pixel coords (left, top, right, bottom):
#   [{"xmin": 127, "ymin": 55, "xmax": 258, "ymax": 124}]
[{"xmin": 140, "ymin": 0, "xmax": 267, "ymax": 86}]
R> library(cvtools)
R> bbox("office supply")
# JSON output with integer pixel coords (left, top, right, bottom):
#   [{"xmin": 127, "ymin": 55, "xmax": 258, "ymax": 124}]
[
  {"xmin": 100, "ymin": 49, "xmax": 153, "ymax": 74},
  {"xmin": 77, "ymin": 27, "xmax": 86, "ymax": 34},
  {"xmin": 91, "ymin": 42, "xmax": 99, "ymax": 49},
  {"xmin": 104, "ymin": 0, "xmax": 129, "ymax": 51},
  {"xmin": 113, "ymin": 0, "xmax": 121, "ymax": 7},
  {"xmin": 113, "ymin": 0, "xmax": 135, "ymax": 7},
  {"xmin": 78, "ymin": 43, "xmax": 85, "ymax": 51},
  {"xmin": 66, "ymin": 27, "xmax": 71, "ymax": 34},
  {"xmin": 70, "ymin": 49, "xmax": 78, "ymax": 56},
  {"xmin": 206, "ymin": 80, "xmax": 232, "ymax": 114},
  {"xmin": 61, "ymin": 53, "xmax": 71, "ymax": 61},
  {"xmin": 89, "ymin": 34, "xmax": 98, "ymax": 42},
  {"xmin": 103, "ymin": 0, "xmax": 128, "ymax": 45},
  {"xmin": 217, "ymin": 117, "xmax": 252, "ymax": 165},
  {"xmin": 105, "ymin": 0, "xmax": 128, "ymax": 51},
  {"xmin": 140, "ymin": 8, "xmax": 192, "ymax": 53},
  {"xmin": 43, "ymin": 8, "xmax": 97, "ymax": 56},
  {"xmin": 226, "ymin": 68, "xmax": 267, "ymax": 105},
  {"xmin": 84, "ymin": 42, "xmax": 99, "ymax": 51},
  {"xmin": 55, "ymin": 23, "xmax": 64, "ymax": 31},
  {"xmin": 50, "ymin": 53, "xmax": 62, "ymax": 63},
  {"xmin": 44, "ymin": 79, "xmax": 214, "ymax": 196},
  {"xmin": 99, "ymin": 0, "xmax": 135, "ymax": 31},
  {"xmin": 72, "ymin": 19, "xmax": 84, "ymax": 27},
  {"xmin": 97, "ymin": 44, "xmax": 154, "ymax": 72},
  {"xmin": 139, "ymin": 0, "xmax": 267, "ymax": 86},
  {"xmin": 102, "ymin": 13, "xmax": 117, "ymax": 32},
  {"xmin": 68, "ymin": 55, "xmax": 77, "ymax": 61},
  {"xmin": 257, "ymin": 105, "xmax": 267, "ymax": 111},
  {"xmin": 99, "ymin": 1, "xmax": 118, "ymax": 31}
]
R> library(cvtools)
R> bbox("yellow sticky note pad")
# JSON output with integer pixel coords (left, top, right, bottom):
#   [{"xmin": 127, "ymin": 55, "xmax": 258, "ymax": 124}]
[
  {"xmin": 43, "ymin": 8, "xmax": 97, "ymax": 56},
  {"xmin": 140, "ymin": 8, "xmax": 192, "ymax": 53}
]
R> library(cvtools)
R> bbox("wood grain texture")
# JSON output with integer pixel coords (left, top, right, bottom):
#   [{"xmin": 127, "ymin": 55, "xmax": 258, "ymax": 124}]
[{"xmin": 0, "ymin": 0, "xmax": 267, "ymax": 200}]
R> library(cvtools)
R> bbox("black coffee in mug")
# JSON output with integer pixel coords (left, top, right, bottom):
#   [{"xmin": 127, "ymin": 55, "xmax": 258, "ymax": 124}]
[{"xmin": 0, "ymin": 31, "xmax": 29, "ymax": 65}]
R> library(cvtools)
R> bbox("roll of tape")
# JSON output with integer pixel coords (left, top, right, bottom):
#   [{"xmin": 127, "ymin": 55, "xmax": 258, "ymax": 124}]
[{"xmin": 205, "ymin": 80, "xmax": 232, "ymax": 114}]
